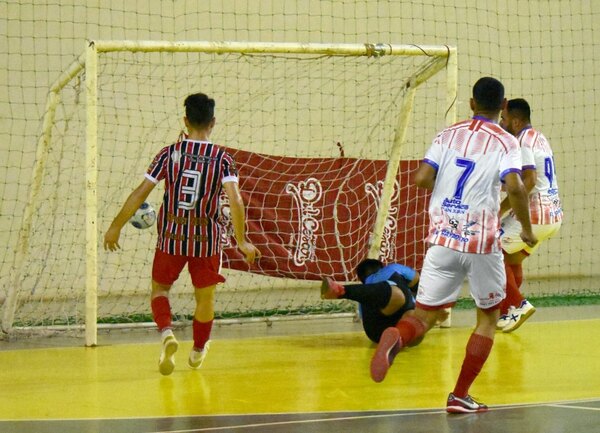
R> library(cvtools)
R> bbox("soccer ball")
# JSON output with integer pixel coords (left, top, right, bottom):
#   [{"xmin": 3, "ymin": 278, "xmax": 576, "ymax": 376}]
[{"xmin": 129, "ymin": 202, "xmax": 157, "ymax": 229}]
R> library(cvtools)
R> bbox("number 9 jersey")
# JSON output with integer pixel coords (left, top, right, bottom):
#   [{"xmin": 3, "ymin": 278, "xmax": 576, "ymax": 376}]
[
  {"xmin": 145, "ymin": 139, "xmax": 238, "ymax": 257},
  {"xmin": 518, "ymin": 127, "xmax": 562, "ymax": 225},
  {"xmin": 422, "ymin": 117, "xmax": 521, "ymax": 254}
]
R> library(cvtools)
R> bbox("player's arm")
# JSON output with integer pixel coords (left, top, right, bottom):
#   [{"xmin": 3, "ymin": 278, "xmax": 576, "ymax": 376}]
[
  {"xmin": 104, "ymin": 178, "xmax": 156, "ymax": 251},
  {"xmin": 521, "ymin": 168, "xmax": 537, "ymax": 192},
  {"xmin": 504, "ymin": 172, "xmax": 537, "ymax": 247},
  {"xmin": 412, "ymin": 161, "xmax": 437, "ymax": 190},
  {"xmin": 499, "ymin": 168, "xmax": 536, "ymax": 217},
  {"xmin": 222, "ymin": 180, "xmax": 261, "ymax": 264}
]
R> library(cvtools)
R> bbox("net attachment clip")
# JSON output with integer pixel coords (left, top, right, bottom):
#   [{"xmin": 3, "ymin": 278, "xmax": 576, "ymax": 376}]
[{"xmin": 365, "ymin": 43, "xmax": 388, "ymax": 57}]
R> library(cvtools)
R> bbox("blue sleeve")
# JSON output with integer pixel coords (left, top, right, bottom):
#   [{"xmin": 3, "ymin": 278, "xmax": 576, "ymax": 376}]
[{"xmin": 364, "ymin": 263, "xmax": 416, "ymax": 284}]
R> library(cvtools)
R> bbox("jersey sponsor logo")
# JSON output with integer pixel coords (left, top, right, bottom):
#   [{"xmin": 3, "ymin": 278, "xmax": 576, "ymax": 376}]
[
  {"xmin": 166, "ymin": 213, "xmax": 209, "ymax": 226},
  {"xmin": 164, "ymin": 232, "xmax": 209, "ymax": 242},
  {"xmin": 438, "ymin": 228, "xmax": 469, "ymax": 243},
  {"xmin": 462, "ymin": 221, "xmax": 480, "ymax": 236},
  {"xmin": 181, "ymin": 152, "xmax": 217, "ymax": 164},
  {"xmin": 441, "ymin": 197, "xmax": 469, "ymax": 214}
]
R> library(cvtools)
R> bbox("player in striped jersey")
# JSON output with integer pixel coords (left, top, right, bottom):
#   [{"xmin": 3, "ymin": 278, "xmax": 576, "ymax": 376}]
[
  {"xmin": 104, "ymin": 93, "xmax": 260, "ymax": 375},
  {"xmin": 369, "ymin": 77, "xmax": 537, "ymax": 413},
  {"xmin": 497, "ymin": 98, "xmax": 563, "ymax": 332}
]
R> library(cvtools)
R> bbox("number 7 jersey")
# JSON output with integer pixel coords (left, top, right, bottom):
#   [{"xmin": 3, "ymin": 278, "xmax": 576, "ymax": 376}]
[
  {"xmin": 145, "ymin": 139, "xmax": 238, "ymax": 257},
  {"xmin": 422, "ymin": 118, "xmax": 522, "ymax": 254}
]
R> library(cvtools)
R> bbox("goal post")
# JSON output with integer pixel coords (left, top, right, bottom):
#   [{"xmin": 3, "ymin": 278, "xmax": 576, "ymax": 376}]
[{"xmin": 2, "ymin": 40, "xmax": 457, "ymax": 346}]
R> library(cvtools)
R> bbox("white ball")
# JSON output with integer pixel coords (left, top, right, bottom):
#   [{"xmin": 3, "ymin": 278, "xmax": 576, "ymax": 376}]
[{"xmin": 129, "ymin": 202, "xmax": 157, "ymax": 229}]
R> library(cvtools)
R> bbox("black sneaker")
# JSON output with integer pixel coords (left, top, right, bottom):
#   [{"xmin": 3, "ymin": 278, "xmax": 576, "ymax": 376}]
[{"xmin": 446, "ymin": 393, "xmax": 488, "ymax": 413}]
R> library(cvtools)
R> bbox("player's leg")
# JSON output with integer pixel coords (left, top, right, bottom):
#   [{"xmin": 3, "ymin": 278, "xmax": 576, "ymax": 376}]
[
  {"xmin": 370, "ymin": 246, "xmax": 463, "ymax": 382},
  {"xmin": 447, "ymin": 251, "xmax": 504, "ymax": 413},
  {"xmin": 151, "ymin": 249, "xmax": 187, "ymax": 375},
  {"xmin": 447, "ymin": 307, "xmax": 498, "ymax": 413},
  {"xmin": 499, "ymin": 215, "xmax": 533, "ymax": 330},
  {"xmin": 500, "ymin": 250, "xmax": 536, "ymax": 332},
  {"xmin": 501, "ymin": 250, "xmax": 527, "ymax": 309},
  {"xmin": 187, "ymin": 255, "xmax": 226, "ymax": 369},
  {"xmin": 500, "ymin": 221, "xmax": 561, "ymax": 332},
  {"xmin": 322, "ymin": 274, "xmax": 412, "ymax": 316},
  {"xmin": 369, "ymin": 307, "xmax": 437, "ymax": 383}
]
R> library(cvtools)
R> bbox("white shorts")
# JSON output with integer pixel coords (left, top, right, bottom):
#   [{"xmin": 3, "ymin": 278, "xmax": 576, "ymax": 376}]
[
  {"xmin": 417, "ymin": 245, "xmax": 506, "ymax": 310},
  {"xmin": 501, "ymin": 215, "xmax": 561, "ymax": 255}
]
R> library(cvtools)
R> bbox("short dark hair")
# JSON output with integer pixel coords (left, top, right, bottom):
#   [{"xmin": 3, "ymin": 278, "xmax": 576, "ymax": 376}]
[
  {"xmin": 356, "ymin": 258, "xmax": 384, "ymax": 283},
  {"xmin": 472, "ymin": 77, "xmax": 505, "ymax": 111},
  {"xmin": 184, "ymin": 93, "xmax": 215, "ymax": 128},
  {"xmin": 506, "ymin": 98, "xmax": 531, "ymax": 122}
]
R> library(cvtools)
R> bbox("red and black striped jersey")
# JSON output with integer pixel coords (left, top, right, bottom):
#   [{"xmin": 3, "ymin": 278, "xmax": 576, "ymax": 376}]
[{"xmin": 145, "ymin": 139, "xmax": 238, "ymax": 257}]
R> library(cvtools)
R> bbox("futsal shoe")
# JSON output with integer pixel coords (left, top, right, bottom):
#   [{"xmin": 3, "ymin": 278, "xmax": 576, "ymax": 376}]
[
  {"xmin": 446, "ymin": 393, "xmax": 488, "ymax": 413},
  {"xmin": 502, "ymin": 299, "xmax": 536, "ymax": 333},
  {"xmin": 496, "ymin": 306, "xmax": 516, "ymax": 329},
  {"xmin": 188, "ymin": 341, "xmax": 210, "ymax": 369},
  {"xmin": 320, "ymin": 277, "xmax": 345, "ymax": 299},
  {"xmin": 158, "ymin": 330, "xmax": 179, "ymax": 376},
  {"xmin": 370, "ymin": 327, "xmax": 401, "ymax": 383}
]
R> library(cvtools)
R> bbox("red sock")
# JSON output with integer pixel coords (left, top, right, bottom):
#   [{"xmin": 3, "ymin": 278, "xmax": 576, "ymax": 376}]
[
  {"xmin": 151, "ymin": 296, "xmax": 172, "ymax": 331},
  {"xmin": 503, "ymin": 262, "xmax": 525, "ymax": 313},
  {"xmin": 395, "ymin": 315, "xmax": 426, "ymax": 347},
  {"xmin": 499, "ymin": 263, "xmax": 515, "ymax": 314},
  {"xmin": 512, "ymin": 263, "xmax": 523, "ymax": 289},
  {"xmin": 453, "ymin": 333, "xmax": 493, "ymax": 398},
  {"xmin": 193, "ymin": 319, "xmax": 213, "ymax": 350}
]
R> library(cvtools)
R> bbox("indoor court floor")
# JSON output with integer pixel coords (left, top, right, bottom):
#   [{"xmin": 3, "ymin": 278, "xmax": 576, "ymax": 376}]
[{"xmin": 1, "ymin": 306, "xmax": 599, "ymax": 433}]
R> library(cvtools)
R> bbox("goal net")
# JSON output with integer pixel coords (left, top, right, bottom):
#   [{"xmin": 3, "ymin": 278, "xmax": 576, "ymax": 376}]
[{"xmin": 1, "ymin": 41, "xmax": 456, "ymax": 344}]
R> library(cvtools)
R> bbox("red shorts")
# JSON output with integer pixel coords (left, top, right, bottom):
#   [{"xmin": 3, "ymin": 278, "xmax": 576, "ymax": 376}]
[{"xmin": 152, "ymin": 249, "xmax": 225, "ymax": 289}]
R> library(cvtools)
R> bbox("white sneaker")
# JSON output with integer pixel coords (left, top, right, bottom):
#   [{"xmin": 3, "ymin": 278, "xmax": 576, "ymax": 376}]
[
  {"xmin": 496, "ymin": 306, "xmax": 516, "ymax": 329},
  {"xmin": 158, "ymin": 330, "xmax": 179, "ymax": 376},
  {"xmin": 188, "ymin": 341, "xmax": 210, "ymax": 369},
  {"xmin": 502, "ymin": 300, "xmax": 536, "ymax": 333}
]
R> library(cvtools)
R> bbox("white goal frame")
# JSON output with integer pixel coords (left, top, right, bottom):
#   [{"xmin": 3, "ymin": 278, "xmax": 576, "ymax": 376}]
[{"xmin": 2, "ymin": 40, "xmax": 457, "ymax": 346}]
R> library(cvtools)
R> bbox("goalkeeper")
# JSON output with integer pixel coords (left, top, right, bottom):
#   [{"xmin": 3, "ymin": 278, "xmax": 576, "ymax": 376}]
[{"xmin": 321, "ymin": 259, "xmax": 448, "ymax": 344}]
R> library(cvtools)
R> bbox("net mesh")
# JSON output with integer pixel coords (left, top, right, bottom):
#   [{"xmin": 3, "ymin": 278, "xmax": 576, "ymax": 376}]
[{"xmin": 8, "ymin": 49, "xmax": 447, "ymax": 327}]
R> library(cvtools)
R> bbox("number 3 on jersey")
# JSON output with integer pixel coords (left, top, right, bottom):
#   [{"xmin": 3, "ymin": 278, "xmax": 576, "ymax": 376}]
[
  {"xmin": 454, "ymin": 158, "xmax": 475, "ymax": 200},
  {"xmin": 180, "ymin": 169, "xmax": 201, "ymax": 210}
]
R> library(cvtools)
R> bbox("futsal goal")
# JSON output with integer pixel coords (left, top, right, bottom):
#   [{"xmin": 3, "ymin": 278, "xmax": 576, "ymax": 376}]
[{"xmin": 1, "ymin": 40, "xmax": 457, "ymax": 346}]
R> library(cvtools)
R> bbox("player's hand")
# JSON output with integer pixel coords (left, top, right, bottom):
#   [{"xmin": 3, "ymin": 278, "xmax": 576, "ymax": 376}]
[
  {"xmin": 519, "ymin": 230, "xmax": 538, "ymax": 248},
  {"xmin": 104, "ymin": 227, "xmax": 122, "ymax": 251},
  {"xmin": 237, "ymin": 240, "xmax": 261, "ymax": 264}
]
